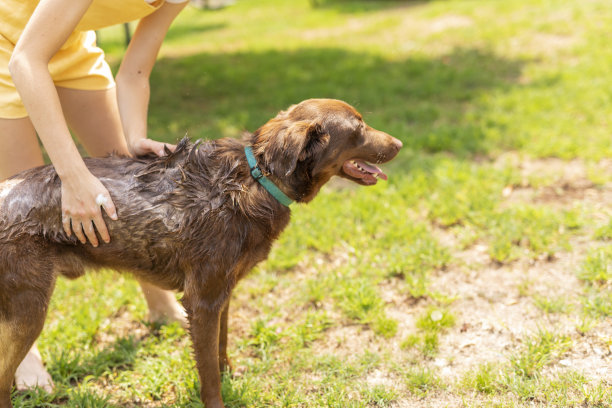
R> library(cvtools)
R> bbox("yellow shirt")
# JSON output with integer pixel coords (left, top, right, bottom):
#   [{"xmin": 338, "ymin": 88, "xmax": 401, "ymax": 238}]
[{"xmin": 0, "ymin": 0, "xmax": 167, "ymax": 118}]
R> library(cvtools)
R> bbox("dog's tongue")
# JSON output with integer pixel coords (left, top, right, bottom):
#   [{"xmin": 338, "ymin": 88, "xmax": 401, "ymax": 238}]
[{"xmin": 342, "ymin": 160, "xmax": 388, "ymax": 184}]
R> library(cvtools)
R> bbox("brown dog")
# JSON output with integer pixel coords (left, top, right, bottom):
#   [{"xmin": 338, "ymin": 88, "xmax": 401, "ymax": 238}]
[{"xmin": 0, "ymin": 99, "xmax": 402, "ymax": 408}]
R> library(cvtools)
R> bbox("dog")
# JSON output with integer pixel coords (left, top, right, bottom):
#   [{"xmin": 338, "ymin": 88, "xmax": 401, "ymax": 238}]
[{"xmin": 0, "ymin": 98, "xmax": 402, "ymax": 408}]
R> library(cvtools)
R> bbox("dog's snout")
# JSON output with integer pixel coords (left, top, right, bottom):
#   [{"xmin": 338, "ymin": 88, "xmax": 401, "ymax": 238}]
[{"xmin": 391, "ymin": 137, "xmax": 403, "ymax": 152}]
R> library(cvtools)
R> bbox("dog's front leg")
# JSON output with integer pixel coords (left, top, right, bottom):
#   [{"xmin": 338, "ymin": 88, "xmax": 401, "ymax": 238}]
[
  {"xmin": 186, "ymin": 298, "xmax": 226, "ymax": 408},
  {"xmin": 218, "ymin": 299, "xmax": 232, "ymax": 374},
  {"xmin": 183, "ymin": 272, "xmax": 229, "ymax": 408}
]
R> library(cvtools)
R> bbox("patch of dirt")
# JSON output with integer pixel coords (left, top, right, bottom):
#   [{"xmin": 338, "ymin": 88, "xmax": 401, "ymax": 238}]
[
  {"xmin": 427, "ymin": 15, "xmax": 474, "ymax": 34},
  {"xmin": 430, "ymin": 245, "xmax": 610, "ymax": 381},
  {"xmin": 527, "ymin": 33, "xmax": 578, "ymax": 55},
  {"xmin": 427, "ymin": 157, "xmax": 612, "ymax": 384},
  {"xmin": 496, "ymin": 155, "xmax": 612, "ymax": 211},
  {"xmin": 301, "ymin": 18, "xmax": 368, "ymax": 40},
  {"xmin": 93, "ymin": 307, "xmax": 150, "ymax": 347}
]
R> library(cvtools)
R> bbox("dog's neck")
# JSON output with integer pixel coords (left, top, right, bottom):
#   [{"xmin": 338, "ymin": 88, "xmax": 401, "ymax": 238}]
[
  {"xmin": 244, "ymin": 146, "xmax": 293, "ymax": 207},
  {"xmin": 246, "ymin": 141, "xmax": 324, "ymax": 204}
]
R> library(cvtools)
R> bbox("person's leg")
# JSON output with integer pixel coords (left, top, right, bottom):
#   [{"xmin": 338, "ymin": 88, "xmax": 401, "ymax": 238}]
[
  {"xmin": 0, "ymin": 117, "xmax": 55, "ymax": 393},
  {"xmin": 13, "ymin": 342, "xmax": 53, "ymax": 393},
  {"xmin": 56, "ymin": 86, "xmax": 187, "ymax": 326},
  {"xmin": 0, "ymin": 118, "xmax": 44, "ymax": 178}
]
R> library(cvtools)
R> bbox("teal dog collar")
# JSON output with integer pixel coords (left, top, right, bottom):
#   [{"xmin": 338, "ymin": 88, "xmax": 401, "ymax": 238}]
[{"xmin": 244, "ymin": 146, "xmax": 293, "ymax": 207}]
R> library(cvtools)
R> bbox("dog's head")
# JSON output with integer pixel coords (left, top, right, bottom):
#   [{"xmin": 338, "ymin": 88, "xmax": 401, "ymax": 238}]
[{"xmin": 250, "ymin": 99, "xmax": 402, "ymax": 202}]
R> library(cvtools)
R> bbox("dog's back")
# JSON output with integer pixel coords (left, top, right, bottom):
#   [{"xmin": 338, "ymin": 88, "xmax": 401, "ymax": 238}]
[{"xmin": 2, "ymin": 139, "xmax": 213, "ymax": 288}]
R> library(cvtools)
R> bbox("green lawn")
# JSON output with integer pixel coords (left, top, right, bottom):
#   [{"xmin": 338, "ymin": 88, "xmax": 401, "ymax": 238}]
[{"xmin": 13, "ymin": 0, "xmax": 612, "ymax": 406}]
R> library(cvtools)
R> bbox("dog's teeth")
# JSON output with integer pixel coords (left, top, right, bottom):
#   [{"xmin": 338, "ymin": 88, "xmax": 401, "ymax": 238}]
[
  {"xmin": 351, "ymin": 160, "xmax": 372, "ymax": 175},
  {"xmin": 373, "ymin": 173, "xmax": 379, "ymax": 179}
]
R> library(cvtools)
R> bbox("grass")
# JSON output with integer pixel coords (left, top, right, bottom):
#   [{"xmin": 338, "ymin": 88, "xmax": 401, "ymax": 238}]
[{"xmin": 11, "ymin": 0, "xmax": 612, "ymax": 406}]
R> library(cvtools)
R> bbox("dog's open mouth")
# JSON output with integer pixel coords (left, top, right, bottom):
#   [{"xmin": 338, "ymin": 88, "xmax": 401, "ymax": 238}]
[{"xmin": 341, "ymin": 160, "xmax": 388, "ymax": 185}]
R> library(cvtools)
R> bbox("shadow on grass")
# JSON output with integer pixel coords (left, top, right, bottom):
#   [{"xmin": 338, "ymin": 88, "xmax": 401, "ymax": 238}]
[
  {"xmin": 147, "ymin": 46, "xmax": 527, "ymax": 167},
  {"xmin": 97, "ymin": 21, "xmax": 227, "ymax": 55},
  {"xmin": 308, "ymin": 0, "xmax": 430, "ymax": 13},
  {"xmin": 163, "ymin": 21, "xmax": 228, "ymax": 43}
]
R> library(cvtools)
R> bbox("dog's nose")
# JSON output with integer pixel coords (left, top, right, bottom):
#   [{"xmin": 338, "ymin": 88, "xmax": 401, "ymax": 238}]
[{"xmin": 391, "ymin": 137, "xmax": 403, "ymax": 152}]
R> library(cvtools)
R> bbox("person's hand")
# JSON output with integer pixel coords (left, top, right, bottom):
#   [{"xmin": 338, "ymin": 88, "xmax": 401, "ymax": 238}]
[
  {"xmin": 60, "ymin": 170, "xmax": 118, "ymax": 247},
  {"xmin": 129, "ymin": 138, "xmax": 176, "ymax": 157}
]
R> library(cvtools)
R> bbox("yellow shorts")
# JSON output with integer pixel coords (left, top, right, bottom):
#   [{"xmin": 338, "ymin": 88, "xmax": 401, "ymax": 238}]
[{"xmin": 0, "ymin": 30, "xmax": 114, "ymax": 119}]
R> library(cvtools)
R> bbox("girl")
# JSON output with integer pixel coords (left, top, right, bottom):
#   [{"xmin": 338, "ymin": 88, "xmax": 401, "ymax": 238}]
[{"xmin": 1, "ymin": 0, "xmax": 190, "ymax": 391}]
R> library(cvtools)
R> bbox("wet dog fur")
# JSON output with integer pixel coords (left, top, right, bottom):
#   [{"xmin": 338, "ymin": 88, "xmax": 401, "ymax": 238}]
[{"xmin": 0, "ymin": 99, "xmax": 402, "ymax": 408}]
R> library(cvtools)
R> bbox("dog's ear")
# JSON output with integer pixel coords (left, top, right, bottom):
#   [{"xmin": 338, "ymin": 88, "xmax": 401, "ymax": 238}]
[
  {"xmin": 259, "ymin": 120, "xmax": 329, "ymax": 177},
  {"xmin": 297, "ymin": 122, "xmax": 329, "ymax": 163}
]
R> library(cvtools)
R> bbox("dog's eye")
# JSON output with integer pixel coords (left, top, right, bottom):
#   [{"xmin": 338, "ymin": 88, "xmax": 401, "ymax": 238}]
[
  {"xmin": 356, "ymin": 122, "xmax": 366, "ymax": 134},
  {"xmin": 350, "ymin": 129, "xmax": 362, "ymax": 144}
]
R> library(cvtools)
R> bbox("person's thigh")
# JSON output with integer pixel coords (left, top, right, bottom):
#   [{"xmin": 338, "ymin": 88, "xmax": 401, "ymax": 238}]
[
  {"xmin": 56, "ymin": 86, "xmax": 130, "ymax": 157},
  {"xmin": 0, "ymin": 117, "xmax": 44, "ymax": 180}
]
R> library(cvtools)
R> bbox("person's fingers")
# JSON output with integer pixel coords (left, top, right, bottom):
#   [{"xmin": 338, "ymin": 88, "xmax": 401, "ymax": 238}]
[
  {"xmin": 158, "ymin": 142, "xmax": 176, "ymax": 156},
  {"xmin": 96, "ymin": 193, "xmax": 118, "ymax": 221},
  {"xmin": 92, "ymin": 211, "xmax": 110, "ymax": 244},
  {"xmin": 72, "ymin": 218, "xmax": 87, "ymax": 244},
  {"xmin": 82, "ymin": 219, "xmax": 99, "ymax": 247},
  {"xmin": 60, "ymin": 173, "xmax": 117, "ymax": 245},
  {"xmin": 62, "ymin": 212, "xmax": 72, "ymax": 237},
  {"xmin": 136, "ymin": 138, "xmax": 176, "ymax": 157},
  {"xmin": 145, "ymin": 139, "xmax": 167, "ymax": 157}
]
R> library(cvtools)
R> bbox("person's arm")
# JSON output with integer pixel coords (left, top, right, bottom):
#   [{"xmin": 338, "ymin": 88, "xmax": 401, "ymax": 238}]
[
  {"xmin": 9, "ymin": 0, "xmax": 117, "ymax": 247},
  {"xmin": 116, "ymin": 1, "xmax": 188, "ymax": 157}
]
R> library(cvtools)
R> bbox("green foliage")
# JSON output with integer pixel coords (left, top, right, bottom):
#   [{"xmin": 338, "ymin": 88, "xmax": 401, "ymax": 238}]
[
  {"xmin": 415, "ymin": 307, "xmax": 456, "ymax": 332},
  {"xmin": 66, "ymin": 386, "xmax": 112, "ymax": 408},
  {"xmin": 247, "ymin": 319, "xmax": 282, "ymax": 359},
  {"xmin": 578, "ymin": 246, "xmax": 612, "ymax": 319},
  {"xmin": 288, "ymin": 310, "xmax": 332, "ymax": 348},
  {"xmin": 581, "ymin": 289, "xmax": 612, "ymax": 318},
  {"xmin": 362, "ymin": 384, "xmax": 399, "ymax": 407},
  {"xmin": 404, "ymin": 367, "xmax": 440, "ymax": 396},
  {"xmin": 578, "ymin": 245, "xmax": 612, "ymax": 287},
  {"xmin": 508, "ymin": 329, "xmax": 572, "ymax": 378},
  {"xmin": 460, "ymin": 362, "xmax": 501, "ymax": 394},
  {"xmin": 487, "ymin": 205, "xmax": 577, "ymax": 263},
  {"xmin": 333, "ymin": 278, "xmax": 398, "ymax": 338},
  {"xmin": 401, "ymin": 307, "xmax": 456, "ymax": 358},
  {"xmin": 532, "ymin": 294, "xmax": 573, "ymax": 315},
  {"xmin": 595, "ymin": 219, "xmax": 612, "ymax": 241}
]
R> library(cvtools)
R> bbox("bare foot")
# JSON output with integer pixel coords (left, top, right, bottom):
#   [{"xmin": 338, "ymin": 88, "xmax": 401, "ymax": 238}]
[
  {"xmin": 138, "ymin": 281, "xmax": 188, "ymax": 328},
  {"xmin": 14, "ymin": 344, "xmax": 54, "ymax": 393}
]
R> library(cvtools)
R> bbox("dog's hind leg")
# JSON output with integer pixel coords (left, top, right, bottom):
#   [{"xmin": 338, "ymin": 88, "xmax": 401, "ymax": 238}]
[
  {"xmin": 0, "ymin": 307, "xmax": 48, "ymax": 408},
  {"xmin": 0, "ymin": 324, "xmax": 27, "ymax": 408},
  {"xmin": 0, "ymin": 250, "xmax": 56, "ymax": 408}
]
